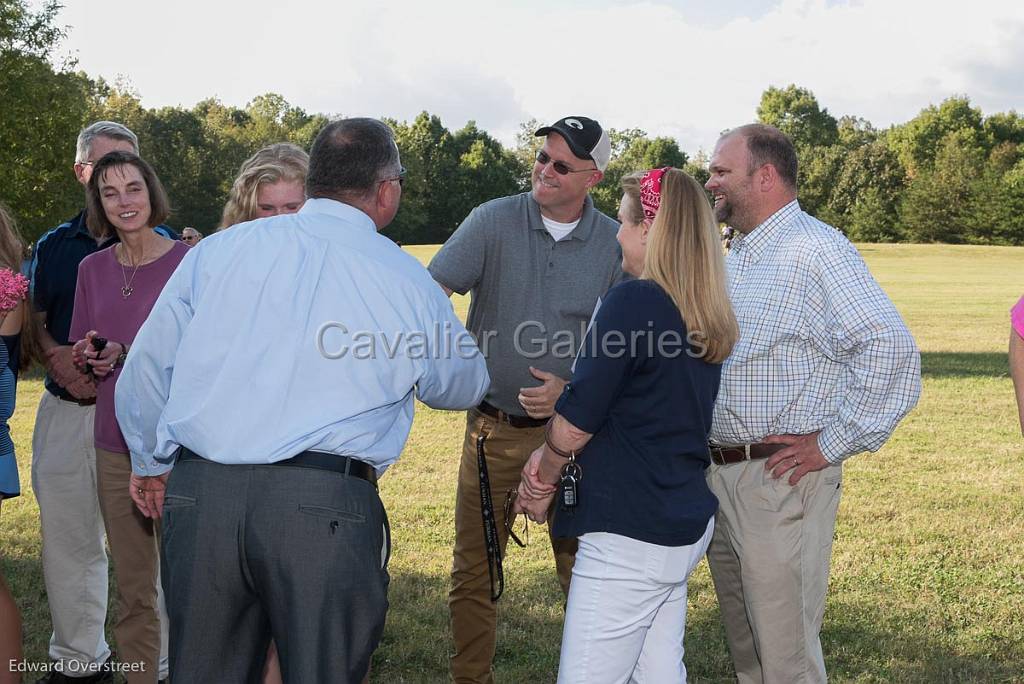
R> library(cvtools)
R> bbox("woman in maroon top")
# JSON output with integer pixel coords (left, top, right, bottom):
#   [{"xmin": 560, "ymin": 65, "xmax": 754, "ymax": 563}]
[{"xmin": 71, "ymin": 151, "xmax": 187, "ymax": 684}]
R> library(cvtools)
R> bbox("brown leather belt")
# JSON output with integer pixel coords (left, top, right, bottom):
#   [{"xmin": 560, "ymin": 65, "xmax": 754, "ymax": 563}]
[
  {"xmin": 709, "ymin": 442, "xmax": 785, "ymax": 466},
  {"xmin": 477, "ymin": 401, "xmax": 547, "ymax": 429}
]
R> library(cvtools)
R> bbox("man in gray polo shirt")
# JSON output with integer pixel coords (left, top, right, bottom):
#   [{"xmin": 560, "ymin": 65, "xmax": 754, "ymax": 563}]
[{"xmin": 429, "ymin": 116, "xmax": 623, "ymax": 684}]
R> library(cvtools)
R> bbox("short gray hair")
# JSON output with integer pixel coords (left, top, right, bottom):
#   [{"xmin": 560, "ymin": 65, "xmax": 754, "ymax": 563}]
[{"xmin": 76, "ymin": 121, "xmax": 139, "ymax": 162}]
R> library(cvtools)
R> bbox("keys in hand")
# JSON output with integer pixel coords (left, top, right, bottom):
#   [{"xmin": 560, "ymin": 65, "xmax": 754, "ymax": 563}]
[{"xmin": 560, "ymin": 457, "xmax": 583, "ymax": 511}]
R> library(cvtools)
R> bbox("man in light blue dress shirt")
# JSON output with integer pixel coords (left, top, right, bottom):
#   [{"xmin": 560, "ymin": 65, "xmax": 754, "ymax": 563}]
[{"xmin": 115, "ymin": 118, "xmax": 489, "ymax": 682}]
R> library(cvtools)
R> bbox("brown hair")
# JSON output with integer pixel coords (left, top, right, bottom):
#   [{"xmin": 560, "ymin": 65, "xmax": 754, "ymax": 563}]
[
  {"xmin": 0, "ymin": 203, "xmax": 39, "ymax": 371},
  {"xmin": 220, "ymin": 143, "xmax": 309, "ymax": 229},
  {"xmin": 621, "ymin": 169, "xmax": 738, "ymax": 363},
  {"xmin": 727, "ymin": 123, "xmax": 798, "ymax": 190},
  {"xmin": 85, "ymin": 151, "xmax": 171, "ymax": 238}
]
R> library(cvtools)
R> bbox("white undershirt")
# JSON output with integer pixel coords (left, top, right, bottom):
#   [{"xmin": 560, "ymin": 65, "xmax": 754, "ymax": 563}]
[{"xmin": 542, "ymin": 215, "xmax": 580, "ymax": 241}]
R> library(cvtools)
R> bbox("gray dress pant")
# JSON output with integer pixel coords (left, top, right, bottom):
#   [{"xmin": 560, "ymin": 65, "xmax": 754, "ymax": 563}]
[{"xmin": 161, "ymin": 456, "xmax": 390, "ymax": 683}]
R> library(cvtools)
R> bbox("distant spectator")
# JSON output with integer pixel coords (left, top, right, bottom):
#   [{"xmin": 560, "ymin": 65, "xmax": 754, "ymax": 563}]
[
  {"xmin": 219, "ymin": 143, "xmax": 309, "ymax": 230},
  {"xmin": 181, "ymin": 226, "xmax": 203, "ymax": 246},
  {"xmin": 1011, "ymin": 296, "xmax": 1024, "ymax": 436}
]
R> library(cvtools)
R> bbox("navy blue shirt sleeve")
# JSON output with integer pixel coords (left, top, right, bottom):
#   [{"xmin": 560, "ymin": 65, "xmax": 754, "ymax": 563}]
[{"xmin": 555, "ymin": 282, "xmax": 650, "ymax": 435}]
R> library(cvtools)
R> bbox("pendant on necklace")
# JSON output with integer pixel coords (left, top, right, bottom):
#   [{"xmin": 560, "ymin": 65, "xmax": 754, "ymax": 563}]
[{"xmin": 121, "ymin": 285, "xmax": 133, "ymax": 298}]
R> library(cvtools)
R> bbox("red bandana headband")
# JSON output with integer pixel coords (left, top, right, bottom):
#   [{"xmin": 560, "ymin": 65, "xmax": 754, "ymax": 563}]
[{"xmin": 639, "ymin": 167, "xmax": 672, "ymax": 221}]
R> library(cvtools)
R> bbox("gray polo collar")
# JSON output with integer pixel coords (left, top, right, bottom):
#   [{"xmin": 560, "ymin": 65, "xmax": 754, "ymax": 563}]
[{"xmin": 527, "ymin": 193, "xmax": 598, "ymax": 242}]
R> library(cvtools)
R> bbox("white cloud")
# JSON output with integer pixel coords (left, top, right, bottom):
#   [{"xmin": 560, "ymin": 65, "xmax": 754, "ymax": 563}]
[{"xmin": 48, "ymin": 0, "xmax": 1024, "ymax": 153}]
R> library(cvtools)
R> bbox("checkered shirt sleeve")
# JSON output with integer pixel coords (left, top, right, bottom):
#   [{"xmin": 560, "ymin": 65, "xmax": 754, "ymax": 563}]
[{"xmin": 710, "ymin": 202, "xmax": 922, "ymax": 463}]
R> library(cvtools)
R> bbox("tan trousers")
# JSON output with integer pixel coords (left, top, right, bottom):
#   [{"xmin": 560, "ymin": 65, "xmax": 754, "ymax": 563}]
[
  {"xmin": 96, "ymin": 448, "xmax": 167, "ymax": 684},
  {"xmin": 706, "ymin": 459, "xmax": 843, "ymax": 684},
  {"xmin": 449, "ymin": 408, "xmax": 577, "ymax": 684}
]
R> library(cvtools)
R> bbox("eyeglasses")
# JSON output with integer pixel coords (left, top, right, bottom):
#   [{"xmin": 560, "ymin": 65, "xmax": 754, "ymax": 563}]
[
  {"xmin": 182, "ymin": 235, "xmax": 199, "ymax": 243},
  {"xmin": 535, "ymin": 150, "xmax": 596, "ymax": 176},
  {"xmin": 379, "ymin": 166, "xmax": 406, "ymax": 187}
]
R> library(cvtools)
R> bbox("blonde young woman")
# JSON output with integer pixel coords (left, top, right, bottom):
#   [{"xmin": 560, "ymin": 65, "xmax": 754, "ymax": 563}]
[
  {"xmin": 0, "ymin": 203, "xmax": 33, "ymax": 684},
  {"xmin": 515, "ymin": 168, "xmax": 738, "ymax": 683},
  {"xmin": 220, "ymin": 143, "xmax": 309, "ymax": 229}
]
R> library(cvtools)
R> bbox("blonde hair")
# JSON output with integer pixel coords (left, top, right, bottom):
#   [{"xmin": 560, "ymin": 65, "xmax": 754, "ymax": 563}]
[
  {"xmin": 0, "ymin": 203, "xmax": 38, "ymax": 371},
  {"xmin": 219, "ymin": 143, "xmax": 309, "ymax": 229},
  {"xmin": 621, "ymin": 169, "xmax": 738, "ymax": 364}
]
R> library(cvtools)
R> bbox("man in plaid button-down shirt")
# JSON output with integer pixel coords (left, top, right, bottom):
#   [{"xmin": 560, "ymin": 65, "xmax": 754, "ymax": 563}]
[{"xmin": 704, "ymin": 124, "xmax": 921, "ymax": 684}]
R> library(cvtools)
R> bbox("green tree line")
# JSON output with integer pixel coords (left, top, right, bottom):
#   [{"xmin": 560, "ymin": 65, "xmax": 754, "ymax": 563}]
[{"xmin": 4, "ymin": 1, "xmax": 1024, "ymax": 245}]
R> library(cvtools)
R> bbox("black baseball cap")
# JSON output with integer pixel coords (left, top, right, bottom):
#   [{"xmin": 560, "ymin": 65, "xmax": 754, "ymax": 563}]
[{"xmin": 534, "ymin": 116, "xmax": 611, "ymax": 171}]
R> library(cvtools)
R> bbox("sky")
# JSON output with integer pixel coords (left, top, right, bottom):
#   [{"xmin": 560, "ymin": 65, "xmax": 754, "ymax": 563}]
[{"xmin": 42, "ymin": 0, "xmax": 1024, "ymax": 155}]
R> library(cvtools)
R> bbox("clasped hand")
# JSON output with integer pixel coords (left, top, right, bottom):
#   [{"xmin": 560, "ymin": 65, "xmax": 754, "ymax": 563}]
[
  {"xmin": 71, "ymin": 330, "xmax": 122, "ymax": 379},
  {"xmin": 511, "ymin": 446, "xmax": 557, "ymax": 523}
]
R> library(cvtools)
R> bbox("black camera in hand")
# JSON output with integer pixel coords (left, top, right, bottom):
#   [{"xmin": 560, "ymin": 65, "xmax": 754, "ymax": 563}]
[{"xmin": 84, "ymin": 336, "xmax": 107, "ymax": 378}]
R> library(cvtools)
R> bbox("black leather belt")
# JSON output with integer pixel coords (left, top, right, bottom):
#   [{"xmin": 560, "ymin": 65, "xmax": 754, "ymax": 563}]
[
  {"xmin": 178, "ymin": 448, "xmax": 377, "ymax": 486},
  {"xmin": 57, "ymin": 394, "xmax": 96, "ymax": 407},
  {"xmin": 708, "ymin": 442, "xmax": 785, "ymax": 466},
  {"xmin": 477, "ymin": 401, "xmax": 547, "ymax": 429}
]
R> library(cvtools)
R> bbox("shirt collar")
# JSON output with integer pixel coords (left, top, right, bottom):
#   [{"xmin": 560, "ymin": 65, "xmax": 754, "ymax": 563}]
[
  {"xmin": 730, "ymin": 199, "xmax": 801, "ymax": 261},
  {"xmin": 528, "ymin": 193, "xmax": 596, "ymax": 241},
  {"xmin": 70, "ymin": 210, "xmax": 91, "ymax": 238},
  {"xmin": 299, "ymin": 197, "xmax": 378, "ymax": 234}
]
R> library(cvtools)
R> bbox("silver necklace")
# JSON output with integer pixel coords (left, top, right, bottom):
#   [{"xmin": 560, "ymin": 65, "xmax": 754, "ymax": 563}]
[{"xmin": 119, "ymin": 244, "xmax": 145, "ymax": 298}]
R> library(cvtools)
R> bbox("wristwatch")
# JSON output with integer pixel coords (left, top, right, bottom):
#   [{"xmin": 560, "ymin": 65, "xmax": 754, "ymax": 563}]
[{"xmin": 114, "ymin": 343, "xmax": 128, "ymax": 369}]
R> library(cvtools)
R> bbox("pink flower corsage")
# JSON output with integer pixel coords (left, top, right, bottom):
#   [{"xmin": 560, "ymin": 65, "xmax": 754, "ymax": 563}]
[{"xmin": 0, "ymin": 268, "xmax": 29, "ymax": 313}]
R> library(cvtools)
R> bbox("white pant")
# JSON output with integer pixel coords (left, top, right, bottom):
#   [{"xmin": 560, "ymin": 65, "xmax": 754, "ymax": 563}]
[
  {"xmin": 31, "ymin": 391, "xmax": 110, "ymax": 669},
  {"xmin": 557, "ymin": 519, "xmax": 714, "ymax": 684}
]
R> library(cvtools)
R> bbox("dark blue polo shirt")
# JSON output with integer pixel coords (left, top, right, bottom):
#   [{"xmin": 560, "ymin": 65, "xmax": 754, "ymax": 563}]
[
  {"xmin": 30, "ymin": 210, "xmax": 177, "ymax": 399},
  {"xmin": 551, "ymin": 279, "xmax": 720, "ymax": 547}
]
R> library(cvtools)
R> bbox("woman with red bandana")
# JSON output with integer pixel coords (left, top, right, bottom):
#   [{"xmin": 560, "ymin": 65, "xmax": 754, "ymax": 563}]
[{"xmin": 515, "ymin": 168, "xmax": 738, "ymax": 682}]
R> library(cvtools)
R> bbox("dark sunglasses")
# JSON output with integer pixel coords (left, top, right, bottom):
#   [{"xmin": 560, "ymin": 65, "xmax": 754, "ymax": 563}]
[{"xmin": 535, "ymin": 150, "xmax": 596, "ymax": 176}]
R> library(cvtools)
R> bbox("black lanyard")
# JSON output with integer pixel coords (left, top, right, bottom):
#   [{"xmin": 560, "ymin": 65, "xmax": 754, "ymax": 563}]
[{"xmin": 476, "ymin": 432, "xmax": 504, "ymax": 602}]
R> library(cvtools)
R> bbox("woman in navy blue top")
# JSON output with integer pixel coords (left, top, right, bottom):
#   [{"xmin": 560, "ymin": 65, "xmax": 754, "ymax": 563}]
[{"xmin": 514, "ymin": 168, "xmax": 738, "ymax": 683}]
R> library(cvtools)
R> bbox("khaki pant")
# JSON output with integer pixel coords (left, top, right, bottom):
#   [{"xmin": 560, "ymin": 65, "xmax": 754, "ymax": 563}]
[
  {"xmin": 449, "ymin": 408, "xmax": 577, "ymax": 684},
  {"xmin": 706, "ymin": 460, "xmax": 843, "ymax": 684},
  {"xmin": 96, "ymin": 448, "xmax": 168, "ymax": 683},
  {"xmin": 31, "ymin": 392, "xmax": 110, "ymax": 671}
]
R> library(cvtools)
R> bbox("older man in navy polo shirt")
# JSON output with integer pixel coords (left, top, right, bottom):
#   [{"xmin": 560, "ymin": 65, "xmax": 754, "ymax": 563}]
[{"xmin": 30, "ymin": 121, "xmax": 175, "ymax": 684}]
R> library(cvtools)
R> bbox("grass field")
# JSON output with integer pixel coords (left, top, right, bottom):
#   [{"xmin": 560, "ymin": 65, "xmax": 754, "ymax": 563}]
[{"xmin": 2, "ymin": 243, "xmax": 1023, "ymax": 683}]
